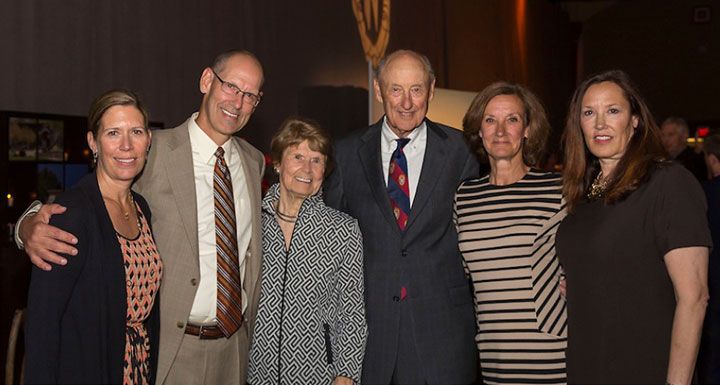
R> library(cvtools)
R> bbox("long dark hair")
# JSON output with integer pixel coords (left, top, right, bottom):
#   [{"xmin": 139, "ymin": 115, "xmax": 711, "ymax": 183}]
[{"xmin": 562, "ymin": 70, "xmax": 667, "ymax": 211}]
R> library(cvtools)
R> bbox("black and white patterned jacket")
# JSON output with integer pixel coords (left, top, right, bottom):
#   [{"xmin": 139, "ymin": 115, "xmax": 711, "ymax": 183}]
[{"xmin": 248, "ymin": 184, "xmax": 367, "ymax": 385}]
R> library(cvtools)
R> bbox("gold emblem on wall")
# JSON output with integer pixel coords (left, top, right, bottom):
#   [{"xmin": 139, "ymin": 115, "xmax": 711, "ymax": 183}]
[{"xmin": 351, "ymin": 0, "xmax": 391, "ymax": 68}]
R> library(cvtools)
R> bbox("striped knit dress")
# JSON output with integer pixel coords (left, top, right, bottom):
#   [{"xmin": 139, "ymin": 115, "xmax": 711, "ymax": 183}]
[{"xmin": 454, "ymin": 169, "xmax": 567, "ymax": 384}]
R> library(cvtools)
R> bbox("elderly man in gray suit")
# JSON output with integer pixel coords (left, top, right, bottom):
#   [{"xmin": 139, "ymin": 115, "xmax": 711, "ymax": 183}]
[
  {"xmin": 324, "ymin": 49, "xmax": 479, "ymax": 385},
  {"xmin": 16, "ymin": 50, "xmax": 265, "ymax": 384}
]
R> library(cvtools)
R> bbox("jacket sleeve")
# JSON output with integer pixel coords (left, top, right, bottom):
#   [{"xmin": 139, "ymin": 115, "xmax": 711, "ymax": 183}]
[
  {"xmin": 332, "ymin": 219, "xmax": 367, "ymax": 382},
  {"xmin": 24, "ymin": 195, "xmax": 89, "ymax": 384}
]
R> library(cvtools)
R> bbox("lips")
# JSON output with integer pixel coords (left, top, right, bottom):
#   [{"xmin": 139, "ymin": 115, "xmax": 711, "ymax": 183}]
[
  {"xmin": 594, "ymin": 135, "xmax": 612, "ymax": 142},
  {"xmin": 221, "ymin": 108, "xmax": 239, "ymax": 119},
  {"xmin": 295, "ymin": 176, "xmax": 312, "ymax": 183}
]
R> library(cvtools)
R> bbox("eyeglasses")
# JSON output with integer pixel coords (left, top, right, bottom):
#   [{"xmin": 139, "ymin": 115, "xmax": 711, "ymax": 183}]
[{"xmin": 211, "ymin": 69, "xmax": 262, "ymax": 107}]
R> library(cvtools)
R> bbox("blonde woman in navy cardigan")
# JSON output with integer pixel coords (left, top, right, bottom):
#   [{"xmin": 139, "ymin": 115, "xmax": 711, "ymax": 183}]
[{"xmin": 25, "ymin": 90, "xmax": 162, "ymax": 385}]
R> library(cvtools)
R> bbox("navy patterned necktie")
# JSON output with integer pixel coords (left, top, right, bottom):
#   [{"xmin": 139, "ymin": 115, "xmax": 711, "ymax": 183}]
[
  {"xmin": 387, "ymin": 138, "xmax": 411, "ymax": 231},
  {"xmin": 214, "ymin": 147, "xmax": 242, "ymax": 337}
]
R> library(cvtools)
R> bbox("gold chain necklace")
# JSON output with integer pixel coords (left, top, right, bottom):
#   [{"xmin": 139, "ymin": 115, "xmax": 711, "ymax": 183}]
[{"xmin": 587, "ymin": 171, "xmax": 607, "ymax": 200}]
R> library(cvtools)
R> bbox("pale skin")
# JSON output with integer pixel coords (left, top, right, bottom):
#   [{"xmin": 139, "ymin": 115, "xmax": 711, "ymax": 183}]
[
  {"xmin": 480, "ymin": 94, "xmax": 530, "ymax": 185},
  {"xmin": 274, "ymin": 140, "xmax": 353, "ymax": 385},
  {"xmin": 19, "ymin": 52, "xmax": 264, "ymax": 270},
  {"xmin": 373, "ymin": 50, "xmax": 435, "ymax": 138},
  {"xmin": 579, "ymin": 81, "xmax": 709, "ymax": 385}
]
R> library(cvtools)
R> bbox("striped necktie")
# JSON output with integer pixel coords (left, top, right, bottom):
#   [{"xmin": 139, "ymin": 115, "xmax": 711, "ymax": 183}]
[
  {"xmin": 214, "ymin": 147, "xmax": 243, "ymax": 337},
  {"xmin": 387, "ymin": 138, "xmax": 411, "ymax": 231}
]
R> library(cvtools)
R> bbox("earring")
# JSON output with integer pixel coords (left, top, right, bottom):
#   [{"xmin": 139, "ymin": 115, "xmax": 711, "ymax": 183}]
[
  {"xmin": 274, "ymin": 167, "xmax": 280, "ymax": 174},
  {"xmin": 92, "ymin": 151, "xmax": 98, "ymax": 164}
]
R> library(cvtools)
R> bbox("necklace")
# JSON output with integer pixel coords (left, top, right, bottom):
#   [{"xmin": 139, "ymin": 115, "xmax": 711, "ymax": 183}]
[
  {"xmin": 276, "ymin": 209, "xmax": 297, "ymax": 223},
  {"xmin": 587, "ymin": 170, "xmax": 608, "ymax": 200},
  {"xmin": 104, "ymin": 192, "xmax": 134, "ymax": 221}
]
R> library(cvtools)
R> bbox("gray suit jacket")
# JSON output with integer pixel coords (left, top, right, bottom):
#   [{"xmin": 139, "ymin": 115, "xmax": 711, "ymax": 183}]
[
  {"xmin": 134, "ymin": 116, "xmax": 264, "ymax": 384},
  {"xmin": 324, "ymin": 118, "xmax": 479, "ymax": 384}
]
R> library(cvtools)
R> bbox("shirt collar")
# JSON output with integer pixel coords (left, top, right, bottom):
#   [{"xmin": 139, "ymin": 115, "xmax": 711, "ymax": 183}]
[
  {"xmin": 381, "ymin": 117, "xmax": 426, "ymax": 151},
  {"xmin": 188, "ymin": 112, "xmax": 235, "ymax": 165}
]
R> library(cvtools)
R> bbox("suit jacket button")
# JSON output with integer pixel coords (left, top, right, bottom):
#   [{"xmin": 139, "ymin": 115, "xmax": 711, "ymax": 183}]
[
  {"xmin": 393, "ymin": 296, "xmax": 400, "ymax": 302},
  {"xmin": 190, "ymin": 278, "xmax": 197, "ymax": 286},
  {"xmin": 401, "ymin": 249, "xmax": 408, "ymax": 257},
  {"xmin": 177, "ymin": 321, "xmax": 185, "ymax": 329}
]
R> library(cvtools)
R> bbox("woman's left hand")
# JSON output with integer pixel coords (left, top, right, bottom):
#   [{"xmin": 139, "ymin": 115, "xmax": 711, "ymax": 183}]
[{"xmin": 332, "ymin": 375, "xmax": 354, "ymax": 385}]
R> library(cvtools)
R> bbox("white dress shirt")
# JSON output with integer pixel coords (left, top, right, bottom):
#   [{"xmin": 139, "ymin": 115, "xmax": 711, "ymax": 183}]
[
  {"xmin": 381, "ymin": 118, "xmax": 427, "ymax": 206},
  {"xmin": 187, "ymin": 113, "xmax": 251, "ymax": 324}
]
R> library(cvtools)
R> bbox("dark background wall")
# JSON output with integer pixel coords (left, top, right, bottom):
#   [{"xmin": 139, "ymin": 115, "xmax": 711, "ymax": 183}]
[{"xmin": 1, "ymin": 0, "xmax": 719, "ymax": 380}]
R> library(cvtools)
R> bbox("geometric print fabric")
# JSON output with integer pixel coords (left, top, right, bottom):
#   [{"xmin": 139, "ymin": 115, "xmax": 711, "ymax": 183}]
[
  {"xmin": 248, "ymin": 184, "xmax": 367, "ymax": 385},
  {"xmin": 118, "ymin": 203, "xmax": 162, "ymax": 385}
]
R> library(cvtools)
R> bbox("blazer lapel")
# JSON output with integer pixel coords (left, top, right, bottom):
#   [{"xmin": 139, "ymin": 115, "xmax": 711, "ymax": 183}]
[
  {"xmin": 164, "ymin": 123, "xmax": 200, "ymax": 264},
  {"xmin": 405, "ymin": 119, "xmax": 449, "ymax": 231},
  {"xmin": 233, "ymin": 138, "xmax": 262, "ymax": 311},
  {"xmin": 358, "ymin": 122, "xmax": 401, "ymax": 234}
]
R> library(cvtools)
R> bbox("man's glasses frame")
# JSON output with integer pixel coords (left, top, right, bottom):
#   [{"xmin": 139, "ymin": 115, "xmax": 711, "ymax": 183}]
[{"xmin": 211, "ymin": 69, "xmax": 262, "ymax": 107}]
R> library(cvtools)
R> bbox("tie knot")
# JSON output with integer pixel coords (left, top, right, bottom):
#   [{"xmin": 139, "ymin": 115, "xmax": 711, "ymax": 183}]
[
  {"xmin": 215, "ymin": 147, "xmax": 225, "ymax": 159},
  {"xmin": 396, "ymin": 138, "xmax": 410, "ymax": 150}
]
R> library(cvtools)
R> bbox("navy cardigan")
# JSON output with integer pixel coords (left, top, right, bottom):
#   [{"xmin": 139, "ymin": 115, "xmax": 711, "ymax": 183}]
[{"xmin": 25, "ymin": 173, "xmax": 160, "ymax": 384}]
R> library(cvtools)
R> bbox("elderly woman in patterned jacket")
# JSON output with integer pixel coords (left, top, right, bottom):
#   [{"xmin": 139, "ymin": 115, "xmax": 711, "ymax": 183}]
[{"xmin": 248, "ymin": 117, "xmax": 367, "ymax": 385}]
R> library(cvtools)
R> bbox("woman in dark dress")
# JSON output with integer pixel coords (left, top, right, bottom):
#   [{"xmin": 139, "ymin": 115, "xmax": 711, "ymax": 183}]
[
  {"xmin": 25, "ymin": 90, "xmax": 161, "ymax": 384},
  {"xmin": 556, "ymin": 70, "xmax": 711, "ymax": 385}
]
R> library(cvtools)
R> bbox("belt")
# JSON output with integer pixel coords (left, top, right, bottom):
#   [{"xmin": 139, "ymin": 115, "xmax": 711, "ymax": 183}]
[{"xmin": 184, "ymin": 323, "xmax": 225, "ymax": 340}]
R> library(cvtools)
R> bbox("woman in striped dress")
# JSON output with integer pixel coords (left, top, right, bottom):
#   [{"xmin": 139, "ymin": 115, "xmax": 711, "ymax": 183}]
[{"xmin": 454, "ymin": 82, "xmax": 567, "ymax": 384}]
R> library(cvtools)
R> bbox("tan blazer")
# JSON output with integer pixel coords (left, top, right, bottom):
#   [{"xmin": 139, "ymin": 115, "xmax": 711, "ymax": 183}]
[{"xmin": 133, "ymin": 116, "xmax": 265, "ymax": 384}]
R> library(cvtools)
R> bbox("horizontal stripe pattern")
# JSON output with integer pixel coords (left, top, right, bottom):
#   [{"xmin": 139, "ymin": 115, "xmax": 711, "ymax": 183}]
[{"xmin": 455, "ymin": 170, "xmax": 567, "ymax": 384}]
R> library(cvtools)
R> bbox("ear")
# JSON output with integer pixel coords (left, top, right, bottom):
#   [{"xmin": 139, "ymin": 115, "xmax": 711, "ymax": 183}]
[
  {"xmin": 199, "ymin": 67, "xmax": 214, "ymax": 94},
  {"xmin": 87, "ymin": 131, "xmax": 97, "ymax": 153},
  {"xmin": 147, "ymin": 129, "xmax": 153, "ymax": 152},
  {"xmin": 373, "ymin": 79, "xmax": 384, "ymax": 104},
  {"xmin": 428, "ymin": 78, "xmax": 436, "ymax": 102},
  {"xmin": 710, "ymin": 154, "xmax": 720, "ymax": 167},
  {"xmin": 631, "ymin": 115, "xmax": 639, "ymax": 130}
]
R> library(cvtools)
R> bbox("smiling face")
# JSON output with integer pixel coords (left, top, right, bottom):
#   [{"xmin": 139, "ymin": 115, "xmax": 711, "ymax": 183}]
[
  {"xmin": 277, "ymin": 140, "xmax": 326, "ymax": 202},
  {"xmin": 374, "ymin": 53, "xmax": 435, "ymax": 137},
  {"xmin": 197, "ymin": 53, "xmax": 264, "ymax": 145},
  {"xmin": 580, "ymin": 81, "xmax": 639, "ymax": 175},
  {"xmin": 480, "ymin": 94, "xmax": 528, "ymax": 165},
  {"xmin": 87, "ymin": 105, "xmax": 151, "ymax": 184}
]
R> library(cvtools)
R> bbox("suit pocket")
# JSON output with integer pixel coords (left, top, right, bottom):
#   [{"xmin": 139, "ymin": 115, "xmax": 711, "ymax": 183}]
[{"xmin": 323, "ymin": 323, "xmax": 333, "ymax": 365}]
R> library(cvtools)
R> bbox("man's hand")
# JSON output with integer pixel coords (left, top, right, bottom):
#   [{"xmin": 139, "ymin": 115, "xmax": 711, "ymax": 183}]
[{"xmin": 20, "ymin": 203, "xmax": 77, "ymax": 271}]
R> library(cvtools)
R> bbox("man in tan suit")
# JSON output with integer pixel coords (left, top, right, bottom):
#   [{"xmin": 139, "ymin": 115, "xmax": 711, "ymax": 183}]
[{"xmin": 17, "ymin": 49, "xmax": 266, "ymax": 384}]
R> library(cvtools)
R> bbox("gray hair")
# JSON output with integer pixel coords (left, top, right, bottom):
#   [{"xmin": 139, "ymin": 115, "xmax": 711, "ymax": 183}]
[
  {"xmin": 375, "ymin": 49, "xmax": 436, "ymax": 87},
  {"xmin": 661, "ymin": 116, "xmax": 689, "ymax": 136}
]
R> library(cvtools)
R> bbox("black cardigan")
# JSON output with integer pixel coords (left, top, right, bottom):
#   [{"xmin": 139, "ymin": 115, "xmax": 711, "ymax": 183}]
[{"xmin": 25, "ymin": 173, "xmax": 160, "ymax": 384}]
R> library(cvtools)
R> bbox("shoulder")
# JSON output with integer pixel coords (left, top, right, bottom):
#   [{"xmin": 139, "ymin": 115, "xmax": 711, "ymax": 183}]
[
  {"xmin": 456, "ymin": 175, "xmax": 488, "ymax": 193},
  {"xmin": 315, "ymin": 201, "xmax": 359, "ymax": 230},
  {"xmin": 335, "ymin": 124, "xmax": 376, "ymax": 149},
  {"xmin": 649, "ymin": 161, "xmax": 698, "ymax": 187},
  {"xmin": 233, "ymin": 136, "xmax": 264, "ymax": 164}
]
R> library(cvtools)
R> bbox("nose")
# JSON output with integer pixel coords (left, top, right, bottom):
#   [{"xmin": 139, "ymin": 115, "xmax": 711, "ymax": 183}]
[
  {"xmin": 232, "ymin": 93, "xmax": 245, "ymax": 110},
  {"xmin": 400, "ymin": 91, "xmax": 413, "ymax": 110},
  {"xmin": 119, "ymin": 132, "xmax": 132, "ymax": 151},
  {"xmin": 301, "ymin": 158, "xmax": 312, "ymax": 172},
  {"xmin": 496, "ymin": 121, "xmax": 506, "ymax": 136},
  {"xmin": 595, "ymin": 113, "xmax": 606, "ymax": 130}
]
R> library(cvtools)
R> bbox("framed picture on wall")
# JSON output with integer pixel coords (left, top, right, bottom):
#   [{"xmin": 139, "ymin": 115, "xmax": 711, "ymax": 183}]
[
  {"xmin": 37, "ymin": 119, "xmax": 64, "ymax": 161},
  {"xmin": 8, "ymin": 117, "xmax": 38, "ymax": 161}
]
